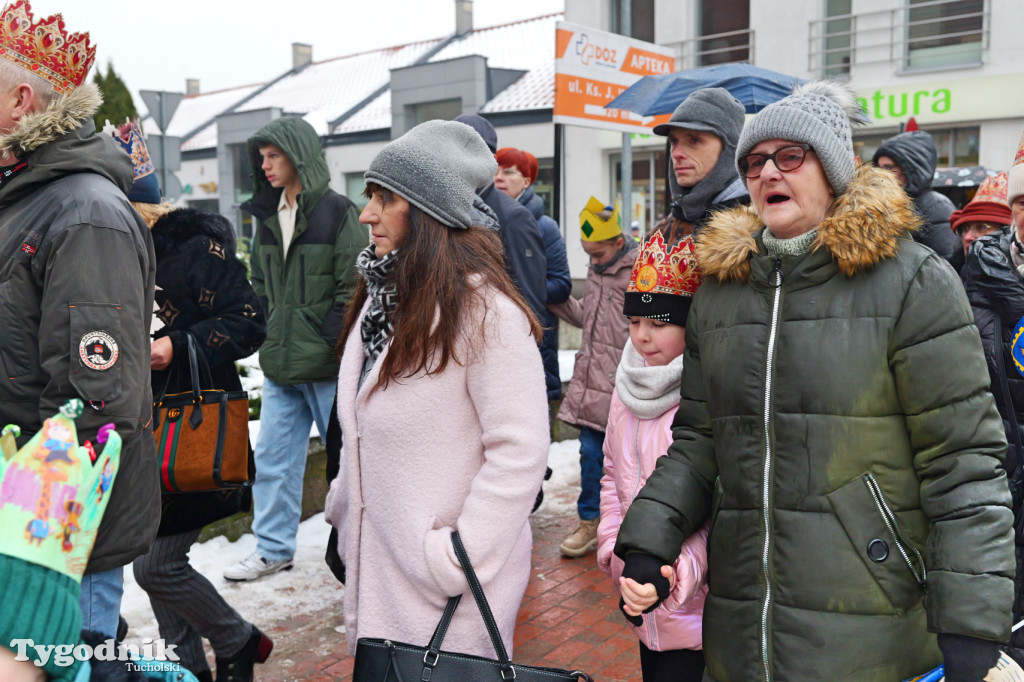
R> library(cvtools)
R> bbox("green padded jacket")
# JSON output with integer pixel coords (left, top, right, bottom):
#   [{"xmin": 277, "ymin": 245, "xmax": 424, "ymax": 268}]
[{"xmin": 615, "ymin": 165, "xmax": 1015, "ymax": 682}]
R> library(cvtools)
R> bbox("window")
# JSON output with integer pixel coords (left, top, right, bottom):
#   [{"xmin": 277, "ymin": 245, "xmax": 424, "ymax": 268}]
[
  {"xmin": 699, "ymin": 0, "xmax": 750, "ymax": 66},
  {"xmin": 853, "ymin": 125, "xmax": 980, "ymax": 169},
  {"xmin": 610, "ymin": 148, "xmax": 668, "ymax": 238},
  {"xmin": 533, "ymin": 158, "xmax": 556, "ymax": 220},
  {"xmin": 346, "ymin": 173, "xmax": 369, "ymax": 211},
  {"xmin": 229, "ymin": 143, "xmax": 253, "ymax": 207},
  {"xmin": 411, "ymin": 99, "xmax": 462, "ymax": 127},
  {"xmin": 609, "ymin": 0, "xmax": 654, "ymax": 42},
  {"xmin": 905, "ymin": 0, "xmax": 984, "ymax": 70},
  {"xmin": 823, "ymin": 0, "xmax": 853, "ymax": 77}
]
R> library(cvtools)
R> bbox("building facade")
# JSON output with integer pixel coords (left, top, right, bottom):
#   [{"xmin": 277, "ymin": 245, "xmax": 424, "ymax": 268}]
[{"xmin": 158, "ymin": 0, "xmax": 1023, "ymax": 279}]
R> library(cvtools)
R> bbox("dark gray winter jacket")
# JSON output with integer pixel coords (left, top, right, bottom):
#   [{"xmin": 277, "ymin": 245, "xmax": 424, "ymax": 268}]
[
  {"xmin": 0, "ymin": 85, "xmax": 159, "ymax": 574},
  {"xmin": 873, "ymin": 131, "xmax": 962, "ymax": 271}
]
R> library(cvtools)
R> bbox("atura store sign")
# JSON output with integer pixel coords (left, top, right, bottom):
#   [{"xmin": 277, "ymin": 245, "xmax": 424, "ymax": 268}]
[{"xmin": 856, "ymin": 73, "xmax": 1024, "ymax": 128}]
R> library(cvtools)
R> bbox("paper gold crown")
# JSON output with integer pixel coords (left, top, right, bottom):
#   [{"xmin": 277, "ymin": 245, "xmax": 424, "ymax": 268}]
[
  {"xmin": 623, "ymin": 231, "xmax": 702, "ymax": 326},
  {"xmin": 0, "ymin": 399, "xmax": 120, "ymax": 582},
  {"xmin": 579, "ymin": 196, "xmax": 622, "ymax": 242},
  {"xmin": 0, "ymin": 0, "xmax": 96, "ymax": 94}
]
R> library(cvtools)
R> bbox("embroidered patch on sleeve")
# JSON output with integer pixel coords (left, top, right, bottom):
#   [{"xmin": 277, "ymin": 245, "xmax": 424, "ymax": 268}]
[{"xmin": 79, "ymin": 331, "xmax": 119, "ymax": 371}]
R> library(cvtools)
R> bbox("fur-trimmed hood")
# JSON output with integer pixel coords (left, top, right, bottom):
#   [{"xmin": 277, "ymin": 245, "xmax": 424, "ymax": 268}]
[
  {"xmin": 0, "ymin": 83, "xmax": 102, "ymax": 158},
  {"xmin": 151, "ymin": 207, "xmax": 238, "ymax": 257},
  {"xmin": 0, "ymin": 84, "xmax": 133, "ymax": 208},
  {"xmin": 697, "ymin": 164, "xmax": 922, "ymax": 282}
]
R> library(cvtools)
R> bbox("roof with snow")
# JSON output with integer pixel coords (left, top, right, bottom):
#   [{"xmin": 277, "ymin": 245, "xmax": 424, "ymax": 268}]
[{"xmin": 152, "ymin": 12, "xmax": 561, "ymax": 152}]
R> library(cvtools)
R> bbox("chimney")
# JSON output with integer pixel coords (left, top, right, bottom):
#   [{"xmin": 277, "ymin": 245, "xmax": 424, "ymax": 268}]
[
  {"xmin": 455, "ymin": 0, "xmax": 473, "ymax": 36},
  {"xmin": 186, "ymin": 78, "xmax": 199, "ymax": 96},
  {"xmin": 292, "ymin": 43, "xmax": 312, "ymax": 70}
]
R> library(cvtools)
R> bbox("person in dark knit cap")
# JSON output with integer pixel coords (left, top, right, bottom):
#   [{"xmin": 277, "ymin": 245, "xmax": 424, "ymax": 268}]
[
  {"xmin": 615, "ymin": 80, "xmax": 1015, "ymax": 682},
  {"xmin": 648, "ymin": 87, "xmax": 749, "ymax": 247}
]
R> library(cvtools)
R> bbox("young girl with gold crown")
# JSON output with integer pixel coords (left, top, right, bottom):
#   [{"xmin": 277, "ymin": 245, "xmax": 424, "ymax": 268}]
[{"xmin": 596, "ymin": 231, "xmax": 708, "ymax": 682}]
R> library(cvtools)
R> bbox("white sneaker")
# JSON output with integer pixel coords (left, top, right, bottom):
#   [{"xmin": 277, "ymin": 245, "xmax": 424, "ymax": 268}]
[{"xmin": 223, "ymin": 552, "xmax": 294, "ymax": 582}]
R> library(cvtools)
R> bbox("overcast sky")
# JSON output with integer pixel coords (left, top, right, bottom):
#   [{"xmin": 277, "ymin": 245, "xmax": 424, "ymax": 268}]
[{"xmin": 24, "ymin": 0, "xmax": 564, "ymax": 112}]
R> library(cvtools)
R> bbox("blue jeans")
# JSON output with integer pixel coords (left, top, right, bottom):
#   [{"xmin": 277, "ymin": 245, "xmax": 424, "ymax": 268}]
[
  {"xmin": 577, "ymin": 426, "xmax": 605, "ymax": 521},
  {"xmin": 252, "ymin": 377, "xmax": 336, "ymax": 561},
  {"xmin": 79, "ymin": 567, "xmax": 124, "ymax": 638}
]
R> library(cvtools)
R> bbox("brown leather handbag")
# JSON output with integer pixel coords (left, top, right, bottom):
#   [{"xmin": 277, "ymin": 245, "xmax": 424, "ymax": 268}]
[{"xmin": 153, "ymin": 333, "xmax": 252, "ymax": 493}]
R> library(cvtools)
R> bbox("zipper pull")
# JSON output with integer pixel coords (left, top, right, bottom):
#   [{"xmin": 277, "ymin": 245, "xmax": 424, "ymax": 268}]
[{"xmin": 771, "ymin": 256, "xmax": 783, "ymax": 288}]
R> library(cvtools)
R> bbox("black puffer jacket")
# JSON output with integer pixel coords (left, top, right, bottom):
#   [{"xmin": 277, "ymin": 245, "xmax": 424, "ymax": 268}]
[
  {"xmin": 151, "ymin": 208, "xmax": 267, "ymax": 536},
  {"xmin": 0, "ymin": 85, "xmax": 159, "ymax": 574},
  {"xmin": 873, "ymin": 131, "xmax": 962, "ymax": 271},
  {"xmin": 961, "ymin": 227, "xmax": 1024, "ymax": 665}
]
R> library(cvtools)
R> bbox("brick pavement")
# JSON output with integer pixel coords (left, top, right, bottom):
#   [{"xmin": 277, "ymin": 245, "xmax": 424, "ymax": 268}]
[{"xmin": 253, "ymin": 505, "xmax": 643, "ymax": 681}]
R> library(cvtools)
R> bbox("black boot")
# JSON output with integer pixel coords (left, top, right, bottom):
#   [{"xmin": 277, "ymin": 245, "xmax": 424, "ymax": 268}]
[
  {"xmin": 116, "ymin": 615, "xmax": 129, "ymax": 642},
  {"xmin": 216, "ymin": 626, "xmax": 273, "ymax": 682}
]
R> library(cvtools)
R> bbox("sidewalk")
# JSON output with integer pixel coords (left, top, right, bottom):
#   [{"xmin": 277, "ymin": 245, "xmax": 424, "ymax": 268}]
[{"xmin": 255, "ymin": 505, "xmax": 643, "ymax": 681}]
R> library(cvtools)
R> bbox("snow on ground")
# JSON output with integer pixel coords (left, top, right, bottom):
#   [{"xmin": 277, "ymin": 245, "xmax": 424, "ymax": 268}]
[{"xmin": 120, "ymin": 438, "xmax": 583, "ymax": 648}]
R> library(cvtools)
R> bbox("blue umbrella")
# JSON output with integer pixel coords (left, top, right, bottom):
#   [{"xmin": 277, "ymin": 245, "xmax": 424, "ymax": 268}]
[{"xmin": 606, "ymin": 63, "xmax": 804, "ymax": 116}]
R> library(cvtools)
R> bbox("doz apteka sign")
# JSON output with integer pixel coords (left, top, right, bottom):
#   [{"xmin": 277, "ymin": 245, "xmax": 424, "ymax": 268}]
[{"xmin": 554, "ymin": 21, "xmax": 676, "ymax": 134}]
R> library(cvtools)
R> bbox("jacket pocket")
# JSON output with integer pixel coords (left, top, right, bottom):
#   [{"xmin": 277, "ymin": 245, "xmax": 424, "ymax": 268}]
[
  {"xmin": 827, "ymin": 473, "xmax": 927, "ymax": 615},
  {"xmin": 68, "ymin": 302, "xmax": 123, "ymax": 403}
]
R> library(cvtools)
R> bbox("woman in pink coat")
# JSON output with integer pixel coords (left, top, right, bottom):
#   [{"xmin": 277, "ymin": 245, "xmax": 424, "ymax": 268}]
[
  {"xmin": 597, "ymin": 231, "xmax": 708, "ymax": 682},
  {"xmin": 324, "ymin": 120, "xmax": 549, "ymax": 658}
]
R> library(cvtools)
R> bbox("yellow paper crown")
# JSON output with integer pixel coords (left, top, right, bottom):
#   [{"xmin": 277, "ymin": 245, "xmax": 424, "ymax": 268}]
[
  {"xmin": 579, "ymin": 196, "xmax": 622, "ymax": 242},
  {"xmin": 0, "ymin": 399, "xmax": 120, "ymax": 582}
]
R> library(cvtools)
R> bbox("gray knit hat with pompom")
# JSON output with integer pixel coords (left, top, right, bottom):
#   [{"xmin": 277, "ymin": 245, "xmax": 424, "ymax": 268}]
[
  {"xmin": 365, "ymin": 120, "xmax": 498, "ymax": 230},
  {"xmin": 736, "ymin": 80, "xmax": 868, "ymax": 195}
]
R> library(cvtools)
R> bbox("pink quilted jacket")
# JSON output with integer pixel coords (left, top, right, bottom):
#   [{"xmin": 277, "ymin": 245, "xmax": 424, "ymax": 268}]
[{"xmin": 597, "ymin": 389, "xmax": 708, "ymax": 652}]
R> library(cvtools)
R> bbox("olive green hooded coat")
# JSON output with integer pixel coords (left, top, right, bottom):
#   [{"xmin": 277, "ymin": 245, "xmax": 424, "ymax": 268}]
[
  {"xmin": 615, "ymin": 166, "xmax": 1015, "ymax": 681},
  {"xmin": 242, "ymin": 117, "xmax": 365, "ymax": 385}
]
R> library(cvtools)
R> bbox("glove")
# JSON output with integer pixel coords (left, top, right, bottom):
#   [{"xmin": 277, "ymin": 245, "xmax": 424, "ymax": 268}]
[
  {"xmin": 939, "ymin": 633, "xmax": 1000, "ymax": 682},
  {"xmin": 618, "ymin": 552, "xmax": 671, "ymax": 625}
]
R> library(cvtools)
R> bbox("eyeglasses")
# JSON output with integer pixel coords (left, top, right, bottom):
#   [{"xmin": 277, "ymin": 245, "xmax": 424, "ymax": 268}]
[
  {"xmin": 498, "ymin": 167, "xmax": 522, "ymax": 177},
  {"xmin": 955, "ymin": 222, "xmax": 1003, "ymax": 237},
  {"xmin": 739, "ymin": 144, "xmax": 812, "ymax": 179}
]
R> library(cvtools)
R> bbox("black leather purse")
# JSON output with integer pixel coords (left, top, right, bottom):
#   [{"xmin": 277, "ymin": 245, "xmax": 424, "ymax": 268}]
[{"xmin": 354, "ymin": 531, "xmax": 594, "ymax": 682}]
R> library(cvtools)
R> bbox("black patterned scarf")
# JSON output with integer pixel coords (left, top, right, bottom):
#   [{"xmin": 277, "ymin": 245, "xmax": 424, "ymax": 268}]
[{"xmin": 356, "ymin": 244, "xmax": 399, "ymax": 368}]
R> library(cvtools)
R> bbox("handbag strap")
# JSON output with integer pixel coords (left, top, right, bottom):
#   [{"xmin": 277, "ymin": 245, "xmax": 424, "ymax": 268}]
[
  {"xmin": 449, "ymin": 531, "xmax": 513, "ymax": 667},
  {"xmin": 421, "ymin": 531, "xmax": 594, "ymax": 682}
]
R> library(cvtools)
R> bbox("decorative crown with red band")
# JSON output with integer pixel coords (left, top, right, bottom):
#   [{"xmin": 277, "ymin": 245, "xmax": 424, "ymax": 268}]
[
  {"xmin": 0, "ymin": 0, "xmax": 96, "ymax": 94},
  {"xmin": 623, "ymin": 230, "xmax": 702, "ymax": 327}
]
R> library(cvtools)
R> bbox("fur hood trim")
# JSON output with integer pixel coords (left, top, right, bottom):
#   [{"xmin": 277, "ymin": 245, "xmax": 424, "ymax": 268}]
[
  {"xmin": 0, "ymin": 84, "xmax": 102, "ymax": 158},
  {"xmin": 697, "ymin": 164, "xmax": 922, "ymax": 282}
]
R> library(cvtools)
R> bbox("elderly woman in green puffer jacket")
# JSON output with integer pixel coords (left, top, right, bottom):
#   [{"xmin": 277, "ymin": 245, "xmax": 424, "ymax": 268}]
[{"xmin": 614, "ymin": 81, "xmax": 1015, "ymax": 682}]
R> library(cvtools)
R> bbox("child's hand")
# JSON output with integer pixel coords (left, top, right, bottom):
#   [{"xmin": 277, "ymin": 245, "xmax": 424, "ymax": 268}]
[{"xmin": 619, "ymin": 564, "xmax": 675, "ymax": 616}]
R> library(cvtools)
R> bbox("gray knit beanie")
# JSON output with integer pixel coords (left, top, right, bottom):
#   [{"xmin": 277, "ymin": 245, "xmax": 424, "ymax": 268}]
[
  {"xmin": 736, "ymin": 80, "xmax": 868, "ymax": 195},
  {"xmin": 364, "ymin": 120, "xmax": 498, "ymax": 230},
  {"xmin": 653, "ymin": 87, "xmax": 745, "ymax": 150}
]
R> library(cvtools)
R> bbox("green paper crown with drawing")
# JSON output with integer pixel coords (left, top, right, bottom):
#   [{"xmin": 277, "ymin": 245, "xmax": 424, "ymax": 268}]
[{"xmin": 0, "ymin": 399, "xmax": 120, "ymax": 581}]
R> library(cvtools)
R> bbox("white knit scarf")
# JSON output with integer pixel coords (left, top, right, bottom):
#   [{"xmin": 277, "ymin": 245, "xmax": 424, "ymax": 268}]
[{"xmin": 615, "ymin": 340, "xmax": 684, "ymax": 420}]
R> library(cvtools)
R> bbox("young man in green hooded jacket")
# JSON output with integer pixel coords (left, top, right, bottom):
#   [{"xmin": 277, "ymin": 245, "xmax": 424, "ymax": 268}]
[{"xmin": 224, "ymin": 117, "xmax": 365, "ymax": 582}]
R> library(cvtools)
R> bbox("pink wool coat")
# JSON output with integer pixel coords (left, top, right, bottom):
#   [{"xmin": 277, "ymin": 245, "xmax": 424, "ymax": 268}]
[
  {"xmin": 325, "ymin": 287, "xmax": 549, "ymax": 658},
  {"xmin": 550, "ymin": 251, "xmax": 633, "ymax": 432},
  {"xmin": 597, "ymin": 389, "xmax": 709, "ymax": 652}
]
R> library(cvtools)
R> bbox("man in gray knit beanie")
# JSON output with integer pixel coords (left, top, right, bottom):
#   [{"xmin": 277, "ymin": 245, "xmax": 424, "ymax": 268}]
[
  {"xmin": 364, "ymin": 120, "xmax": 497, "ymax": 230},
  {"xmin": 736, "ymin": 80, "xmax": 867, "ymax": 195},
  {"xmin": 649, "ymin": 87, "xmax": 750, "ymax": 245}
]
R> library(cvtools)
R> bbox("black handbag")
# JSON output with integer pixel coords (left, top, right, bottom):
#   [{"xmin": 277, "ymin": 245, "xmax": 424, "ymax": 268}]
[{"xmin": 354, "ymin": 530, "xmax": 594, "ymax": 682}]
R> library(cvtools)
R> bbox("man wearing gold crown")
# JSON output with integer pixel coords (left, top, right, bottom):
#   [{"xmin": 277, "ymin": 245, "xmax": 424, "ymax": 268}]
[{"xmin": 0, "ymin": 0, "xmax": 159, "ymax": 639}]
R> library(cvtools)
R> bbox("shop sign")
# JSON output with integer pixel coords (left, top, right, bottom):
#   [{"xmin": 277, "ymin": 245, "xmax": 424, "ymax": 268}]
[
  {"xmin": 554, "ymin": 21, "xmax": 676, "ymax": 134},
  {"xmin": 857, "ymin": 73, "xmax": 1024, "ymax": 127}
]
